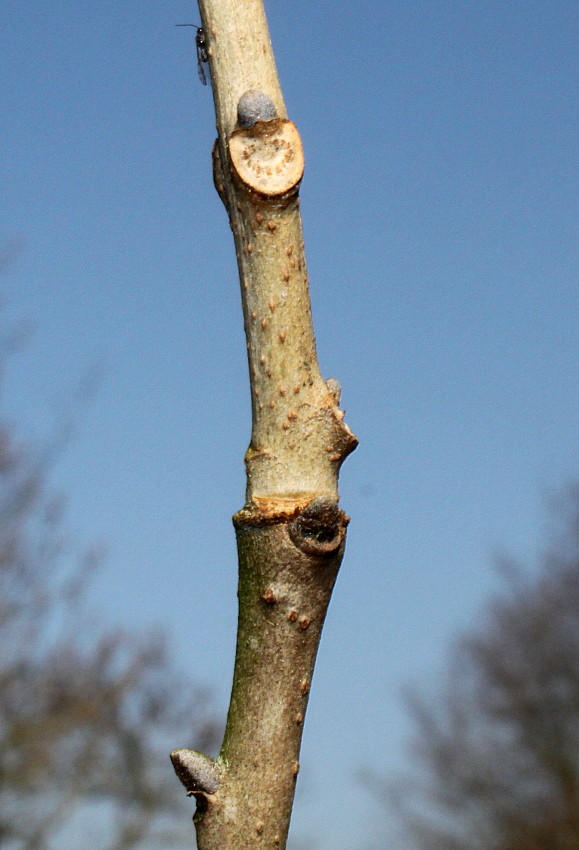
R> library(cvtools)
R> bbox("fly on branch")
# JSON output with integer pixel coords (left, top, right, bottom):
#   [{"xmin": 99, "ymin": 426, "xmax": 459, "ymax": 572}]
[{"xmin": 175, "ymin": 24, "xmax": 209, "ymax": 86}]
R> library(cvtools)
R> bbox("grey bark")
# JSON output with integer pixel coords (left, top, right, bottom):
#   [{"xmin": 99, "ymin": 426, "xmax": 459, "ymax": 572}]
[{"xmin": 171, "ymin": 3, "xmax": 357, "ymax": 847}]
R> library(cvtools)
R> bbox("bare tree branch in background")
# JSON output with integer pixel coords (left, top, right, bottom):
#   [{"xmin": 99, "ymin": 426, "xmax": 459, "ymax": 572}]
[
  {"xmin": 382, "ymin": 487, "xmax": 579, "ymax": 850},
  {"xmin": 0, "ymin": 304, "xmax": 218, "ymax": 850}
]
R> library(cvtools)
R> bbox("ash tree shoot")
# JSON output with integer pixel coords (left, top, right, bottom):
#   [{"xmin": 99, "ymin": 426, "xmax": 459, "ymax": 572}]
[{"xmin": 171, "ymin": 3, "xmax": 358, "ymax": 848}]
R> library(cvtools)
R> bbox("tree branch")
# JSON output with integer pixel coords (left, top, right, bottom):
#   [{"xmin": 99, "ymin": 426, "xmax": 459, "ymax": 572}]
[{"xmin": 171, "ymin": 2, "xmax": 357, "ymax": 847}]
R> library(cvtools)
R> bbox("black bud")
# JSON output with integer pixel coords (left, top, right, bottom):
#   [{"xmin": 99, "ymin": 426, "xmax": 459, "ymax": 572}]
[{"xmin": 288, "ymin": 497, "xmax": 346, "ymax": 556}]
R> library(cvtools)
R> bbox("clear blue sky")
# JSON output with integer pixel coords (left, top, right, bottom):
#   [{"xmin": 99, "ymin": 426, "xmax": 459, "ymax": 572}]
[{"xmin": 2, "ymin": 1, "xmax": 578, "ymax": 847}]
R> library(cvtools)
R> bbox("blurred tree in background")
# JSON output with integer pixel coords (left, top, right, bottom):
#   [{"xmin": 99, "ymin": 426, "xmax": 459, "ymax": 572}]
[
  {"xmin": 385, "ymin": 488, "xmax": 579, "ymax": 850},
  {"xmin": 0, "ymin": 305, "xmax": 217, "ymax": 849}
]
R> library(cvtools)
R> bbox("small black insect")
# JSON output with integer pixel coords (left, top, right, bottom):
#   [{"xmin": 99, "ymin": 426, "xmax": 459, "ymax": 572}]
[{"xmin": 175, "ymin": 23, "xmax": 208, "ymax": 86}]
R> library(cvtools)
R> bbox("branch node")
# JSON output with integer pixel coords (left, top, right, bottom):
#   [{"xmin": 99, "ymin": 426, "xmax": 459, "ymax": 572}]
[
  {"xmin": 325, "ymin": 377, "xmax": 342, "ymax": 405},
  {"xmin": 170, "ymin": 749, "xmax": 222, "ymax": 796},
  {"xmin": 237, "ymin": 89, "xmax": 278, "ymax": 128},
  {"xmin": 288, "ymin": 496, "xmax": 348, "ymax": 557}
]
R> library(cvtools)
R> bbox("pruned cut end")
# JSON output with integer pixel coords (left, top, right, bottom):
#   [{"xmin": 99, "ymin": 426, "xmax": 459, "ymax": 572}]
[{"xmin": 229, "ymin": 118, "xmax": 304, "ymax": 198}]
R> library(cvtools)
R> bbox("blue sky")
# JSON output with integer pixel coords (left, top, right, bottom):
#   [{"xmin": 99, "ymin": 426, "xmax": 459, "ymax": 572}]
[{"xmin": 2, "ymin": 1, "xmax": 578, "ymax": 847}]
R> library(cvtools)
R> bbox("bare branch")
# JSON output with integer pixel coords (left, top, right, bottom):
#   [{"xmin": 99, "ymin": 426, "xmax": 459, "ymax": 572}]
[{"xmin": 170, "ymin": 3, "xmax": 357, "ymax": 847}]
